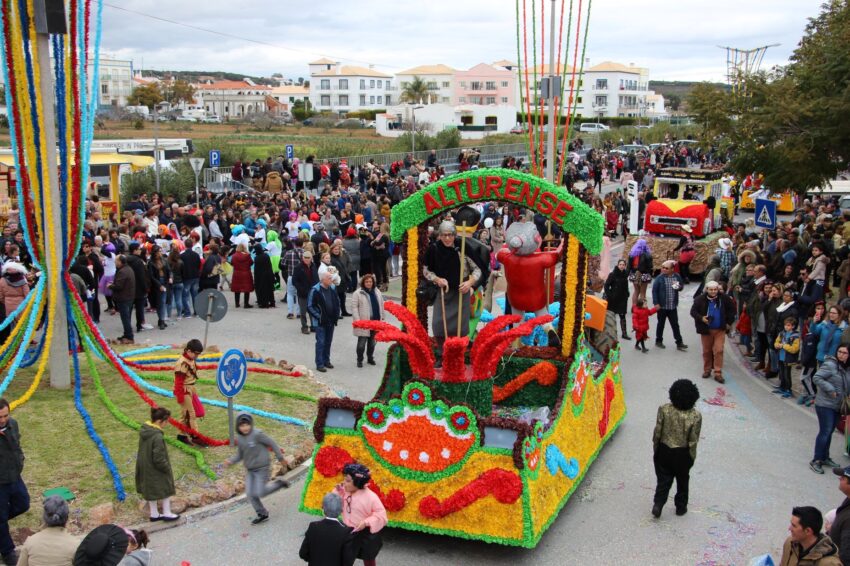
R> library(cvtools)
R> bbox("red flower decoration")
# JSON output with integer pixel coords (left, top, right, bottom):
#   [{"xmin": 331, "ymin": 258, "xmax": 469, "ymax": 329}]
[
  {"xmin": 440, "ymin": 336, "xmax": 470, "ymax": 383},
  {"xmin": 314, "ymin": 445, "xmax": 355, "ymax": 477},
  {"xmin": 451, "ymin": 411, "xmax": 470, "ymax": 431},
  {"xmin": 418, "ymin": 468, "xmax": 523, "ymax": 519},
  {"xmin": 367, "ymin": 479, "xmax": 407, "ymax": 512},
  {"xmin": 407, "ymin": 387, "xmax": 426, "ymax": 406},
  {"xmin": 598, "ymin": 378, "xmax": 616, "ymax": 438},
  {"xmin": 492, "ymin": 361, "xmax": 559, "ymax": 403},
  {"xmin": 471, "ymin": 314, "xmax": 554, "ymax": 379},
  {"xmin": 367, "ymin": 407, "xmax": 386, "ymax": 426}
]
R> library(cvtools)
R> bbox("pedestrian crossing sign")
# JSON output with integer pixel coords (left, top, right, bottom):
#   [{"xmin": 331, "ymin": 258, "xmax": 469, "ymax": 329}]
[{"xmin": 754, "ymin": 198, "xmax": 777, "ymax": 229}]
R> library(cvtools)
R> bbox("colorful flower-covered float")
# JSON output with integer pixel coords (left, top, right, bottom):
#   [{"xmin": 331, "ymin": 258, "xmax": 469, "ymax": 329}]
[{"xmin": 300, "ymin": 169, "xmax": 625, "ymax": 547}]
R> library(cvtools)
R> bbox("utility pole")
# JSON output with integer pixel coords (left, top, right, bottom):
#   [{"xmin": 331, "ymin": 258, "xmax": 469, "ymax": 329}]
[
  {"xmin": 34, "ymin": 0, "xmax": 70, "ymax": 388},
  {"xmin": 153, "ymin": 104, "xmax": 160, "ymax": 192},
  {"xmin": 544, "ymin": 0, "xmax": 557, "ymax": 184}
]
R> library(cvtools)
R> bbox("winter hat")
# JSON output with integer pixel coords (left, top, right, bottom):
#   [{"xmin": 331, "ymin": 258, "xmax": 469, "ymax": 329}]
[
  {"xmin": 346, "ymin": 227, "xmax": 357, "ymax": 237},
  {"xmin": 309, "ymin": 212, "xmax": 320, "ymax": 221}
]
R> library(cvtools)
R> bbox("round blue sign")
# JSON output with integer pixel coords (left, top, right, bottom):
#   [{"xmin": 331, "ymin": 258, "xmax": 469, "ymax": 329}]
[{"xmin": 217, "ymin": 349, "xmax": 247, "ymax": 398}]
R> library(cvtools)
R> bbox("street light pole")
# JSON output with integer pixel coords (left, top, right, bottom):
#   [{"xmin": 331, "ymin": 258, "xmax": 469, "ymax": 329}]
[
  {"xmin": 544, "ymin": 0, "xmax": 557, "ymax": 184},
  {"xmin": 154, "ymin": 104, "xmax": 160, "ymax": 192},
  {"xmin": 411, "ymin": 107, "xmax": 416, "ymax": 156}
]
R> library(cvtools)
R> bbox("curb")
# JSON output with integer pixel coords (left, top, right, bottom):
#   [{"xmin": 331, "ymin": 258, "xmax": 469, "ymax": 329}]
[{"xmin": 135, "ymin": 457, "xmax": 313, "ymax": 534}]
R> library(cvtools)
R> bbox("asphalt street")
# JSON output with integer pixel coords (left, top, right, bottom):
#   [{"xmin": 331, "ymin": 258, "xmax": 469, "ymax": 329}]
[{"xmin": 87, "ymin": 221, "xmax": 846, "ymax": 565}]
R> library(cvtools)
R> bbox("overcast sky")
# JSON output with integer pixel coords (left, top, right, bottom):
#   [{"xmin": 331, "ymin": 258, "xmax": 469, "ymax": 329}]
[{"xmin": 102, "ymin": 0, "xmax": 823, "ymax": 83}]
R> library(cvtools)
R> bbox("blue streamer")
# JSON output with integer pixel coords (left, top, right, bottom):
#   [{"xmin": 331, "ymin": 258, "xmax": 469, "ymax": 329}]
[
  {"xmin": 82, "ymin": 333, "xmax": 105, "ymax": 361},
  {"xmin": 121, "ymin": 345, "xmax": 171, "ymax": 357},
  {"xmin": 126, "ymin": 356, "xmax": 265, "ymax": 365},
  {"xmin": 67, "ymin": 294, "xmax": 126, "ymax": 501},
  {"xmin": 19, "ymin": 327, "xmax": 46, "ymax": 368},
  {"xmin": 52, "ymin": 34, "xmax": 69, "ymax": 262},
  {"xmin": 0, "ymin": 277, "xmax": 46, "ymax": 398}
]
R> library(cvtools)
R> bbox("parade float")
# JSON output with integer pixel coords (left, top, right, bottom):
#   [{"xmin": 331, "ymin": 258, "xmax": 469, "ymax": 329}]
[{"xmin": 300, "ymin": 168, "xmax": 626, "ymax": 547}]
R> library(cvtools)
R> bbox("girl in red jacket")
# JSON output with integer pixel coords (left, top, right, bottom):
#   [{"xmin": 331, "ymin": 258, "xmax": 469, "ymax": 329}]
[{"xmin": 631, "ymin": 298, "xmax": 658, "ymax": 353}]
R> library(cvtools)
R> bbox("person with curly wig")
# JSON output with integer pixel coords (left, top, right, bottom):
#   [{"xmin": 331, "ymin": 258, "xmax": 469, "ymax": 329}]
[
  {"xmin": 334, "ymin": 463, "xmax": 387, "ymax": 566},
  {"xmin": 652, "ymin": 379, "xmax": 702, "ymax": 519}
]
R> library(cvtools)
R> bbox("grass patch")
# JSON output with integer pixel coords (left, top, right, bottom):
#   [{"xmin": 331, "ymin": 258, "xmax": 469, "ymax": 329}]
[{"xmin": 4, "ymin": 348, "xmax": 324, "ymax": 534}]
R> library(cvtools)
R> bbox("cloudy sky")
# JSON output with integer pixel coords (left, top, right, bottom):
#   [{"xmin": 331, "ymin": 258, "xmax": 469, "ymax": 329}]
[{"xmin": 102, "ymin": 0, "xmax": 823, "ymax": 82}]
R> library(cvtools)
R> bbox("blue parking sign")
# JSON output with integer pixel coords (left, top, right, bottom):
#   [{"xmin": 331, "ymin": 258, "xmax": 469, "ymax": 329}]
[
  {"xmin": 209, "ymin": 149, "xmax": 221, "ymax": 167},
  {"xmin": 754, "ymin": 198, "xmax": 777, "ymax": 230},
  {"xmin": 285, "ymin": 144, "xmax": 294, "ymax": 159}
]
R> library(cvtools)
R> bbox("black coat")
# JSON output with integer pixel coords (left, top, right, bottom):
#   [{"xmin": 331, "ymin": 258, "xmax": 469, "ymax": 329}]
[
  {"xmin": 299, "ymin": 518, "xmax": 355, "ymax": 566},
  {"xmin": 253, "ymin": 250, "xmax": 276, "ymax": 307},
  {"xmin": 0, "ymin": 417, "xmax": 24, "ymax": 484},
  {"xmin": 180, "ymin": 249, "xmax": 201, "ymax": 280},
  {"xmin": 690, "ymin": 292, "xmax": 736, "ymax": 335},
  {"xmin": 831, "ymin": 497, "xmax": 850, "ymax": 566},
  {"xmin": 603, "ymin": 267, "xmax": 630, "ymax": 315},
  {"xmin": 125, "ymin": 254, "xmax": 149, "ymax": 299},
  {"xmin": 293, "ymin": 262, "xmax": 318, "ymax": 298}
]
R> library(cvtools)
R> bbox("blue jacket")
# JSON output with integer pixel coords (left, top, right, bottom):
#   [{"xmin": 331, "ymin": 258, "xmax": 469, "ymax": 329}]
[
  {"xmin": 652, "ymin": 273, "xmax": 684, "ymax": 310},
  {"xmin": 812, "ymin": 320, "xmax": 848, "ymax": 362},
  {"xmin": 307, "ymin": 282, "xmax": 341, "ymax": 327}
]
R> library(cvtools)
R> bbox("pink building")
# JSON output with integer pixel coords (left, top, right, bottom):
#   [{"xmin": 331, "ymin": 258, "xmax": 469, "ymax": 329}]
[{"xmin": 453, "ymin": 63, "xmax": 516, "ymax": 106}]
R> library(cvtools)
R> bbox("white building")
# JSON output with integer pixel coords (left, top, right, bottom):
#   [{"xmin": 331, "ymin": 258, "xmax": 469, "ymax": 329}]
[
  {"xmin": 90, "ymin": 56, "xmax": 134, "ymax": 107},
  {"xmin": 194, "ymin": 80, "xmax": 271, "ymax": 119},
  {"xmin": 309, "ymin": 60, "xmax": 393, "ymax": 114},
  {"xmin": 271, "ymin": 84, "xmax": 310, "ymax": 108},
  {"xmin": 375, "ymin": 103, "xmax": 517, "ymax": 140},
  {"xmin": 394, "ymin": 64, "xmax": 456, "ymax": 105}
]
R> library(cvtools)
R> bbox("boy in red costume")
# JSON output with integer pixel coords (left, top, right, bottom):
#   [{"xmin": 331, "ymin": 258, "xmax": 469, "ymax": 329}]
[{"xmin": 173, "ymin": 339, "xmax": 203, "ymax": 445}]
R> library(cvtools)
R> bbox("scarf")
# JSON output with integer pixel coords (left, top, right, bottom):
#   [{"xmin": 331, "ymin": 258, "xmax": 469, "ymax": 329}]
[{"xmin": 366, "ymin": 287, "xmax": 380, "ymax": 320}]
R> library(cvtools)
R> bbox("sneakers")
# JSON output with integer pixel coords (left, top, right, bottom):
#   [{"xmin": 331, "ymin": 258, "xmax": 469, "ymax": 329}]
[
  {"xmin": 160, "ymin": 514, "xmax": 180, "ymax": 522},
  {"xmin": 823, "ymin": 457, "xmax": 840, "ymax": 469},
  {"xmin": 251, "ymin": 514, "xmax": 269, "ymax": 525},
  {"xmin": 781, "ymin": 391, "xmax": 792, "ymax": 399},
  {"xmin": 275, "ymin": 478, "xmax": 291, "ymax": 489},
  {"xmin": 810, "ymin": 460, "xmax": 824, "ymax": 474},
  {"xmin": 141, "ymin": 323, "xmax": 154, "ymax": 330},
  {"xmin": 676, "ymin": 343, "xmax": 688, "ymax": 351},
  {"xmin": 316, "ymin": 367, "xmax": 327, "ymax": 373},
  {"xmin": 287, "ymin": 314, "xmax": 294, "ymax": 319}
]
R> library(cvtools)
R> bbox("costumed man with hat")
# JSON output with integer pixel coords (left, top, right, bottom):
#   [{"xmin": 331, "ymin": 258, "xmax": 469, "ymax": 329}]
[
  {"xmin": 452, "ymin": 206, "xmax": 491, "ymax": 338},
  {"xmin": 423, "ymin": 219, "xmax": 482, "ymax": 368}
]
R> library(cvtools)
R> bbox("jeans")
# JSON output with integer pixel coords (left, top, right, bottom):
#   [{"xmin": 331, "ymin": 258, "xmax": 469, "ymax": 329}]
[
  {"xmin": 245, "ymin": 466, "xmax": 284, "ymax": 516},
  {"xmin": 154, "ymin": 287, "xmax": 168, "ymax": 324},
  {"xmin": 116, "ymin": 299, "xmax": 134, "ymax": 340},
  {"xmin": 298, "ymin": 296, "xmax": 310, "ymax": 331},
  {"xmin": 315, "ymin": 324, "xmax": 335, "ymax": 368},
  {"xmin": 814, "ymin": 405, "xmax": 839, "ymax": 462},
  {"xmin": 171, "ymin": 282, "xmax": 185, "ymax": 318},
  {"xmin": 0, "ymin": 479, "xmax": 30, "ymax": 556},
  {"xmin": 183, "ymin": 278, "xmax": 199, "ymax": 316},
  {"xmin": 356, "ymin": 333, "xmax": 376, "ymax": 363},
  {"xmin": 134, "ymin": 296, "xmax": 146, "ymax": 330},
  {"xmin": 656, "ymin": 308, "xmax": 683, "ymax": 345},
  {"xmin": 286, "ymin": 276, "xmax": 299, "ymax": 315},
  {"xmin": 390, "ymin": 255, "xmax": 401, "ymax": 277}
]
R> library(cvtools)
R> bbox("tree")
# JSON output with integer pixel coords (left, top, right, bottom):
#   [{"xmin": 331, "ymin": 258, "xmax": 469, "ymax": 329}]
[
  {"xmin": 126, "ymin": 83, "xmax": 164, "ymax": 109},
  {"xmin": 686, "ymin": 83, "xmax": 732, "ymax": 145},
  {"xmin": 292, "ymin": 99, "xmax": 315, "ymax": 121},
  {"xmin": 297, "ymin": 77, "xmax": 304, "ymax": 85},
  {"xmin": 400, "ymin": 76, "xmax": 429, "ymax": 104},
  {"xmin": 726, "ymin": 0, "xmax": 850, "ymax": 192},
  {"xmin": 666, "ymin": 94, "xmax": 681, "ymax": 112},
  {"xmin": 160, "ymin": 79, "xmax": 196, "ymax": 107}
]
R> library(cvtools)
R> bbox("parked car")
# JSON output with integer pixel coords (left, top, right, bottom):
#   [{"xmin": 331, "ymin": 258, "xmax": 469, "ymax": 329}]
[
  {"xmin": 510, "ymin": 125, "xmax": 525, "ymax": 134},
  {"xmin": 365, "ymin": 121, "xmax": 376, "ymax": 128},
  {"xmin": 176, "ymin": 115, "xmax": 197, "ymax": 123},
  {"xmin": 615, "ymin": 144, "xmax": 649, "ymax": 154},
  {"xmin": 302, "ymin": 118, "xmax": 314, "ymax": 126},
  {"xmin": 202, "ymin": 115, "xmax": 222, "ymax": 124},
  {"xmin": 578, "ymin": 123, "xmax": 610, "ymax": 133}
]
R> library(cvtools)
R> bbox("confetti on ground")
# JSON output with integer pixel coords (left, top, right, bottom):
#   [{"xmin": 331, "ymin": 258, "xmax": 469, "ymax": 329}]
[{"xmin": 704, "ymin": 387, "xmax": 736, "ymax": 408}]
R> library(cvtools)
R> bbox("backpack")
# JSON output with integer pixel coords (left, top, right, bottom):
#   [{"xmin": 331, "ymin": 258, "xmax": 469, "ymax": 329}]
[{"xmin": 631, "ymin": 255, "xmax": 640, "ymax": 270}]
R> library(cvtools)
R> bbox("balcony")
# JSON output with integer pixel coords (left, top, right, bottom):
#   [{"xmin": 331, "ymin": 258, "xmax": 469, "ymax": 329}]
[{"xmin": 457, "ymin": 124, "xmax": 497, "ymax": 132}]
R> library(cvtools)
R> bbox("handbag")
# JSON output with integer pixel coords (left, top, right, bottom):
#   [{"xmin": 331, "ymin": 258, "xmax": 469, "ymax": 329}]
[{"xmin": 416, "ymin": 280, "xmax": 439, "ymax": 306}]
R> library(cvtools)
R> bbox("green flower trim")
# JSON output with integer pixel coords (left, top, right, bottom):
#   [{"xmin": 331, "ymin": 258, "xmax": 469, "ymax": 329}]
[
  {"xmin": 390, "ymin": 168, "xmax": 604, "ymax": 255},
  {"xmin": 83, "ymin": 349, "xmax": 216, "ymax": 480},
  {"xmin": 356, "ymin": 381, "xmax": 481, "ymax": 483}
]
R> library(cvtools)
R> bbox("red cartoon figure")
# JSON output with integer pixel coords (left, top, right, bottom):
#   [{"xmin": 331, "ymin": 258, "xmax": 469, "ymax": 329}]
[{"xmin": 496, "ymin": 222, "xmax": 562, "ymax": 319}]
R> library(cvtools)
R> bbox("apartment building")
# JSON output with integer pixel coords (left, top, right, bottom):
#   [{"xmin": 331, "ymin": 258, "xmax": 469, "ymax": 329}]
[
  {"xmin": 309, "ymin": 59, "xmax": 393, "ymax": 114},
  {"xmin": 91, "ymin": 57, "xmax": 134, "ymax": 107},
  {"xmin": 194, "ymin": 80, "xmax": 271, "ymax": 119},
  {"xmin": 454, "ymin": 63, "xmax": 517, "ymax": 107},
  {"xmin": 394, "ymin": 64, "xmax": 455, "ymax": 104}
]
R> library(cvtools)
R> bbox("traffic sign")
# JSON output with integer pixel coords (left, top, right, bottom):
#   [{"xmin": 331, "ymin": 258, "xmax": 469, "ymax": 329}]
[
  {"xmin": 209, "ymin": 149, "xmax": 221, "ymax": 167},
  {"xmin": 189, "ymin": 157, "xmax": 204, "ymax": 176},
  {"xmin": 285, "ymin": 144, "xmax": 294, "ymax": 159},
  {"xmin": 217, "ymin": 349, "xmax": 247, "ymax": 398},
  {"xmin": 754, "ymin": 198, "xmax": 777, "ymax": 229}
]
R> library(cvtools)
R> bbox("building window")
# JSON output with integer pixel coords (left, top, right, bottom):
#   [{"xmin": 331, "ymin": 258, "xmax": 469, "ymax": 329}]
[
  {"xmin": 377, "ymin": 95, "xmax": 383, "ymax": 104},
  {"xmin": 360, "ymin": 79, "xmax": 366, "ymax": 89},
  {"xmin": 385, "ymin": 95, "xmax": 391, "ymax": 105},
  {"xmin": 501, "ymin": 96, "xmax": 508, "ymax": 103},
  {"xmin": 360, "ymin": 94, "xmax": 366, "ymax": 105},
  {"xmin": 460, "ymin": 81, "xmax": 467, "ymax": 88},
  {"xmin": 471, "ymin": 81, "xmax": 482, "ymax": 91},
  {"xmin": 595, "ymin": 79, "xmax": 607, "ymax": 90},
  {"xmin": 370, "ymin": 95, "xmax": 375, "ymax": 104},
  {"xmin": 459, "ymin": 97, "xmax": 466, "ymax": 103},
  {"xmin": 339, "ymin": 79, "xmax": 348, "ymax": 90},
  {"xmin": 485, "ymin": 81, "xmax": 496, "ymax": 90},
  {"xmin": 595, "ymin": 95, "xmax": 607, "ymax": 106},
  {"xmin": 486, "ymin": 96, "xmax": 496, "ymax": 104},
  {"xmin": 485, "ymin": 116, "xmax": 497, "ymax": 125},
  {"xmin": 320, "ymin": 95, "xmax": 330, "ymax": 106},
  {"xmin": 378, "ymin": 80, "xmax": 383, "ymax": 88},
  {"xmin": 370, "ymin": 79, "xmax": 375, "ymax": 88},
  {"xmin": 576, "ymin": 96, "xmax": 582, "ymax": 104},
  {"xmin": 441, "ymin": 96, "xmax": 450, "ymax": 103},
  {"xmin": 401, "ymin": 81, "xmax": 409, "ymax": 88},
  {"xmin": 320, "ymin": 79, "xmax": 330, "ymax": 90},
  {"xmin": 442, "ymin": 81, "xmax": 450, "ymax": 88},
  {"xmin": 101, "ymin": 84, "xmax": 108, "ymax": 94},
  {"xmin": 426, "ymin": 81, "xmax": 437, "ymax": 90},
  {"xmin": 339, "ymin": 95, "xmax": 349, "ymax": 106},
  {"xmin": 470, "ymin": 96, "xmax": 482, "ymax": 104}
]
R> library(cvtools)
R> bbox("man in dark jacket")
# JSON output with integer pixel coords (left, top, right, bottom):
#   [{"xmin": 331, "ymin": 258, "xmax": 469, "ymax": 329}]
[
  {"xmin": 293, "ymin": 251, "xmax": 318, "ymax": 334},
  {"xmin": 109, "ymin": 255, "xmax": 136, "ymax": 343},
  {"xmin": 690, "ymin": 281, "xmax": 736, "ymax": 383},
  {"xmin": 0, "ymin": 398, "xmax": 28, "ymax": 566},
  {"xmin": 125, "ymin": 242, "xmax": 151, "ymax": 332},
  {"xmin": 830, "ymin": 466, "xmax": 850, "ymax": 565},
  {"xmin": 180, "ymin": 241, "xmax": 201, "ymax": 317},
  {"xmin": 652, "ymin": 260, "xmax": 688, "ymax": 351},
  {"xmin": 307, "ymin": 271, "xmax": 341, "ymax": 372},
  {"xmin": 299, "ymin": 492, "xmax": 354, "ymax": 566}
]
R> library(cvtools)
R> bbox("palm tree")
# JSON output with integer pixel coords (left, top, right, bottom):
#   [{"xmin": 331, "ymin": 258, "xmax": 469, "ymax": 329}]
[{"xmin": 400, "ymin": 75, "xmax": 429, "ymax": 104}]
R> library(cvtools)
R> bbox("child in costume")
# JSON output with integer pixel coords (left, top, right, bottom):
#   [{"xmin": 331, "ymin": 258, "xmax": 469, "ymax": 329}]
[
  {"xmin": 631, "ymin": 298, "xmax": 658, "ymax": 353},
  {"xmin": 173, "ymin": 339, "xmax": 203, "ymax": 445},
  {"xmin": 224, "ymin": 413, "xmax": 290, "ymax": 524}
]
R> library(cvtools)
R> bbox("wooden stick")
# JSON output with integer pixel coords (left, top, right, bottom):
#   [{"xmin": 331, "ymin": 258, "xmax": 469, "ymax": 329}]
[
  {"xmin": 457, "ymin": 222, "xmax": 467, "ymax": 337},
  {"xmin": 440, "ymin": 287, "xmax": 449, "ymax": 339}
]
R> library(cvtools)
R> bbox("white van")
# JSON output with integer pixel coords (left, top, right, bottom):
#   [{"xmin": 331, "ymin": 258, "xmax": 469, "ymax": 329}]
[{"xmin": 579, "ymin": 123, "xmax": 610, "ymax": 133}]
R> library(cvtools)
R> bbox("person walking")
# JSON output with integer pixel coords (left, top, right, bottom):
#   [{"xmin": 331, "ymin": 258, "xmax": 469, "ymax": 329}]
[
  {"xmin": 167, "ymin": 248, "xmax": 184, "ymax": 320},
  {"xmin": 651, "ymin": 379, "xmax": 702, "ymax": 518},
  {"xmin": 604, "ymin": 259, "xmax": 631, "ymax": 340},
  {"xmin": 135, "ymin": 406, "xmax": 180, "ymax": 522},
  {"xmin": 352, "ymin": 274, "xmax": 385, "ymax": 368},
  {"xmin": 294, "ymin": 251, "xmax": 318, "ymax": 334},
  {"xmin": 308, "ymin": 271, "xmax": 341, "ymax": 372},
  {"xmin": 810, "ymin": 344, "xmax": 850, "ymax": 474},
  {"xmin": 334, "ymin": 463, "xmax": 387, "ymax": 566},
  {"xmin": 0, "ymin": 398, "xmax": 29, "ymax": 566},
  {"xmin": 299, "ymin": 492, "xmax": 355, "ymax": 566},
  {"xmin": 652, "ymin": 260, "xmax": 688, "ymax": 351},
  {"xmin": 230, "ymin": 243, "xmax": 255, "ymax": 308},
  {"xmin": 690, "ymin": 281, "xmax": 736, "ymax": 383},
  {"xmin": 16, "ymin": 495, "xmax": 80, "ymax": 566},
  {"xmin": 628, "ymin": 238, "xmax": 653, "ymax": 304},
  {"xmin": 223, "ymin": 413, "xmax": 290, "ymax": 525},
  {"xmin": 330, "ymin": 240, "xmax": 352, "ymax": 316},
  {"xmin": 125, "ymin": 243, "xmax": 152, "ymax": 333},
  {"xmin": 109, "ymin": 255, "xmax": 136, "ymax": 344},
  {"xmin": 282, "ymin": 241, "xmax": 304, "ymax": 316},
  {"xmin": 780, "ymin": 506, "xmax": 841, "ymax": 566}
]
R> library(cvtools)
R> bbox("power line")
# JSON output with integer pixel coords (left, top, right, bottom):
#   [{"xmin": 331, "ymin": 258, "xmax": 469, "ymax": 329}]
[{"xmin": 102, "ymin": 3, "xmax": 398, "ymax": 71}]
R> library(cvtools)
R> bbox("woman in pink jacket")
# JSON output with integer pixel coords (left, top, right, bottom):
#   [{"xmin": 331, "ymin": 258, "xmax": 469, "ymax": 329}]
[
  {"xmin": 335, "ymin": 463, "xmax": 387, "ymax": 566},
  {"xmin": 0, "ymin": 261, "xmax": 30, "ymax": 316}
]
